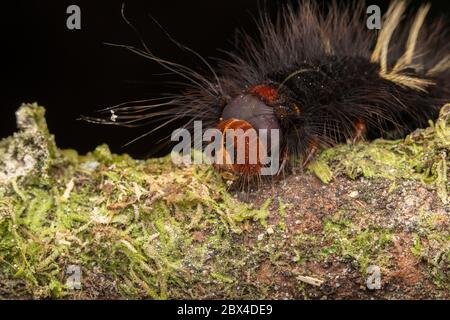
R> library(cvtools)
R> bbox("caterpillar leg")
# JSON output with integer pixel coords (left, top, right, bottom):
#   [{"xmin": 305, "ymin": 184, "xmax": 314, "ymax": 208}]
[
  {"xmin": 302, "ymin": 139, "xmax": 320, "ymax": 167},
  {"xmin": 276, "ymin": 149, "xmax": 289, "ymax": 176},
  {"xmin": 351, "ymin": 119, "xmax": 367, "ymax": 144}
]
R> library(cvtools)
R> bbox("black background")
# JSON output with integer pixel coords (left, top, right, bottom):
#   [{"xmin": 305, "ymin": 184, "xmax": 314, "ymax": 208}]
[
  {"xmin": 0, "ymin": 299, "xmax": 444, "ymax": 319},
  {"xmin": 2, "ymin": 0, "xmax": 449, "ymax": 158}
]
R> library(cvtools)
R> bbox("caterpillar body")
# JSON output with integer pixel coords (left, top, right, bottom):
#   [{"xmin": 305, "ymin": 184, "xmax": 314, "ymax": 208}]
[{"xmin": 85, "ymin": 1, "xmax": 450, "ymax": 184}]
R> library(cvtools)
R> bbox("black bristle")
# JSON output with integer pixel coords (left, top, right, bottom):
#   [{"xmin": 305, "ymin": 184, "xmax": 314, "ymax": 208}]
[{"xmin": 85, "ymin": 0, "xmax": 450, "ymax": 181}]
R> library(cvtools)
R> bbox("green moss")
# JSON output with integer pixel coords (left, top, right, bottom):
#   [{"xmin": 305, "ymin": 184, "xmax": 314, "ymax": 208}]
[
  {"xmin": 309, "ymin": 104, "xmax": 450, "ymax": 204},
  {"xmin": 322, "ymin": 216, "xmax": 393, "ymax": 274},
  {"xmin": 0, "ymin": 103, "xmax": 284, "ymax": 299},
  {"xmin": 412, "ymin": 212, "xmax": 450, "ymax": 290},
  {"xmin": 411, "ymin": 234, "xmax": 423, "ymax": 257},
  {"xmin": 308, "ymin": 161, "xmax": 334, "ymax": 184}
]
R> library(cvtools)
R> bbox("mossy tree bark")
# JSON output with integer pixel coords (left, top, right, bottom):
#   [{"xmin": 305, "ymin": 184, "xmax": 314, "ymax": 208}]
[{"xmin": 0, "ymin": 103, "xmax": 448, "ymax": 299}]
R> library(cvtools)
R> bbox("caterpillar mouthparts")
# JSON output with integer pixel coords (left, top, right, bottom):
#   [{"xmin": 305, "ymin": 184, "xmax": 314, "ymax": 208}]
[{"xmin": 84, "ymin": 0, "xmax": 450, "ymax": 183}]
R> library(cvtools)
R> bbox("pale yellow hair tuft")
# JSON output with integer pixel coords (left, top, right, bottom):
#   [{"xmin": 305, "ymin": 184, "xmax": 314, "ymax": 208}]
[{"xmin": 371, "ymin": 1, "xmax": 436, "ymax": 93}]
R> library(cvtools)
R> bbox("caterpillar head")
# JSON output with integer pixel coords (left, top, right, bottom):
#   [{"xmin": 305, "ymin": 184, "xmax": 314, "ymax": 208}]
[{"xmin": 215, "ymin": 85, "xmax": 294, "ymax": 176}]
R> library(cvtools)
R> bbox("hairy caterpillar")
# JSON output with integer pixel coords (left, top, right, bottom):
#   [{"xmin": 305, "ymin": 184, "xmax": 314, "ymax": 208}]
[{"xmin": 84, "ymin": 1, "xmax": 450, "ymax": 185}]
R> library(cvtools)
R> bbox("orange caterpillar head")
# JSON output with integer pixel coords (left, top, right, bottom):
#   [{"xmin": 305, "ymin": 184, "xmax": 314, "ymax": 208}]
[{"xmin": 215, "ymin": 87, "xmax": 281, "ymax": 177}]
